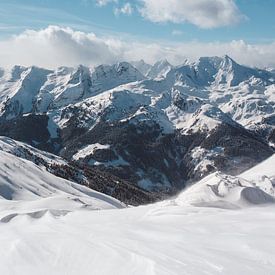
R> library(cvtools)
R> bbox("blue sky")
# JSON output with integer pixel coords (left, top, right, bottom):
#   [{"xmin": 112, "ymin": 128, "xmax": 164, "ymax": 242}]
[
  {"xmin": 0, "ymin": 0, "xmax": 274, "ymax": 43},
  {"xmin": 0, "ymin": 0, "xmax": 274, "ymax": 68}
]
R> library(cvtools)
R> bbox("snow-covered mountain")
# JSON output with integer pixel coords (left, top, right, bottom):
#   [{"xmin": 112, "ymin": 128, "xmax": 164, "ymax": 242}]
[
  {"xmin": 147, "ymin": 59, "xmax": 173, "ymax": 79},
  {"xmin": 131, "ymin": 59, "xmax": 152, "ymax": 76},
  {"xmin": 131, "ymin": 59, "xmax": 172, "ymax": 79},
  {"xmin": 0, "ymin": 56, "xmax": 274, "ymax": 193}
]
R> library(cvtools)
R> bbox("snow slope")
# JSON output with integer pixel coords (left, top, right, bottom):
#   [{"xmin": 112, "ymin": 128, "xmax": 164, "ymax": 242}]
[
  {"xmin": 72, "ymin": 143, "xmax": 110, "ymax": 160},
  {"xmin": 0, "ymin": 155, "xmax": 274, "ymax": 275},
  {"xmin": 0, "ymin": 135, "xmax": 66, "ymax": 165},
  {"xmin": 0, "ymin": 150, "xmax": 124, "ymax": 215},
  {"xmin": 241, "ymin": 154, "xmax": 275, "ymax": 179}
]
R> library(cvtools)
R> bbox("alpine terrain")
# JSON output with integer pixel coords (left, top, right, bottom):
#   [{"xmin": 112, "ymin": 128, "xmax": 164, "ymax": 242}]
[{"xmin": 0, "ymin": 55, "xmax": 275, "ymax": 274}]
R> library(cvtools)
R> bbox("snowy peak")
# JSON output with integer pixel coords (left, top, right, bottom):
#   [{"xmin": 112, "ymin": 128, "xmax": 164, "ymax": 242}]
[
  {"xmin": 215, "ymin": 55, "xmax": 275, "ymax": 86},
  {"xmin": 168, "ymin": 55, "xmax": 275, "ymax": 88},
  {"xmin": 92, "ymin": 62, "xmax": 144, "ymax": 82},
  {"xmin": 215, "ymin": 55, "xmax": 249, "ymax": 86},
  {"xmin": 89, "ymin": 62, "xmax": 145, "ymax": 94},
  {"xmin": 1, "ymin": 66, "xmax": 52, "ymax": 118},
  {"xmin": 0, "ymin": 62, "xmax": 146, "ymax": 116},
  {"xmin": 8, "ymin": 65, "xmax": 28, "ymax": 82},
  {"xmin": 51, "ymin": 65, "xmax": 93, "ymax": 107},
  {"xmin": 0, "ymin": 55, "xmax": 274, "ymax": 193},
  {"xmin": 147, "ymin": 59, "xmax": 173, "ymax": 79},
  {"xmin": 196, "ymin": 55, "xmax": 240, "ymax": 72},
  {"xmin": 60, "ymin": 62, "xmax": 144, "ymax": 100},
  {"xmin": 184, "ymin": 104, "xmax": 240, "ymax": 133},
  {"xmin": 131, "ymin": 59, "xmax": 152, "ymax": 76},
  {"xmin": 192, "ymin": 56, "xmax": 224, "ymax": 85},
  {"xmin": 68, "ymin": 65, "xmax": 91, "ymax": 85}
]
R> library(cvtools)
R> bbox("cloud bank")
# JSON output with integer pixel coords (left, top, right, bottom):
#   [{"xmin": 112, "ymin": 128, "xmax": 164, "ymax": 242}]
[
  {"xmin": 140, "ymin": 0, "xmax": 244, "ymax": 28},
  {"xmin": 0, "ymin": 25, "xmax": 275, "ymax": 69},
  {"xmin": 96, "ymin": 0, "xmax": 244, "ymax": 29},
  {"xmin": 141, "ymin": 0, "xmax": 244, "ymax": 29}
]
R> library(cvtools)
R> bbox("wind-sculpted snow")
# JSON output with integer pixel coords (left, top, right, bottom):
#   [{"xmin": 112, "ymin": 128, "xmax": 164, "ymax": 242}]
[
  {"xmin": 175, "ymin": 154, "xmax": 275, "ymax": 208},
  {"xmin": 175, "ymin": 172, "xmax": 275, "ymax": 208},
  {"xmin": 0, "ymin": 155, "xmax": 275, "ymax": 275}
]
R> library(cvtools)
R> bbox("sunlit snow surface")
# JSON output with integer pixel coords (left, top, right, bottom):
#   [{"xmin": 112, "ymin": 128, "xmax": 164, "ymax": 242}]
[{"xmin": 0, "ymin": 152, "xmax": 275, "ymax": 274}]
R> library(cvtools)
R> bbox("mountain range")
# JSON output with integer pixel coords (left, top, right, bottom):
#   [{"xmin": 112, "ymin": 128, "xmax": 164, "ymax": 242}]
[{"xmin": 0, "ymin": 55, "xmax": 274, "ymax": 202}]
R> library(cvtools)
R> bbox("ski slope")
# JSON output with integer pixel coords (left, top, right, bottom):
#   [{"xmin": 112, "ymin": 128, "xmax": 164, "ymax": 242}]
[{"xmin": 0, "ymin": 153, "xmax": 275, "ymax": 274}]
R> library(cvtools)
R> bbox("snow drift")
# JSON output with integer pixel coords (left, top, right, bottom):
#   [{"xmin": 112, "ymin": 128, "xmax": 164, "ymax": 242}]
[
  {"xmin": 0, "ymin": 155, "xmax": 275, "ymax": 274},
  {"xmin": 175, "ymin": 154, "xmax": 275, "ymax": 208}
]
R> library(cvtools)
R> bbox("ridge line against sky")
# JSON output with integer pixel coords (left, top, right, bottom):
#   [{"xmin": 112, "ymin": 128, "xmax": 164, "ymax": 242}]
[{"xmin": 0, "ymin": 0, "xmax": 274, "ymax": 68}]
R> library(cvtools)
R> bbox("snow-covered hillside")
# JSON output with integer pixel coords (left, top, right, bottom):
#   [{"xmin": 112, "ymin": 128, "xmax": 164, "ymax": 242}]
[
  {"xmin": 0, "ymin": 148, "xmax": 124, "ymax": 214},
  {"xmin": 0, "ymin": 135, "xmax": 66, "ymax": 166},
  {"xmin": 0, "ymin": 153, "xmax": 274, "ymax": 275}
]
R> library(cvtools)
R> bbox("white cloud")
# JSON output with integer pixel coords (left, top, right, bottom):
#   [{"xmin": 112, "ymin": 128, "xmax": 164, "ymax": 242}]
[
  {"xmin": 139, "ymin": 0, "xmax": 245, "ymax": 29},
  {"xmin": 95, "ymin": 0, "xmax": 118, "ymax": 6},
  {"xmin": 172, "ymin": 30, "xmax": 183, "ymax": 36},
  {"xmin": 0, "ymin": 26, "xmax": 123, "ymax": 68},
  {"xmin": 114, "ymin": 3, "xmax": 133, "ymax": 16},
  {"xmin": 0, "ymin": 26, "xmax": 275, "ymax": 69}
]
